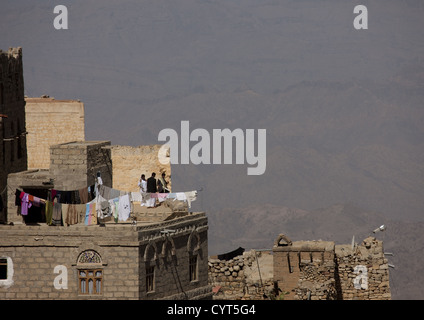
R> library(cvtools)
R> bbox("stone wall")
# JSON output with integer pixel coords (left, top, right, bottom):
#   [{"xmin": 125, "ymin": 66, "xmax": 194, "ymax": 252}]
[
  {"xmin": 6, "ymin": 141, "xmax": 112, "ymax": 224},
  {"xmin": 108, "ymin": 145, "xmax": 171, "ymax": 193},
  {"xmin": 208, "ymin": 235, "xmax": 391, "ymax": 300},
  {"xmin": 273, "ymin": 237, "xmax": 336, "ymax": 300},
  {"xmin": 275, "ymin": 235, "xmax": 391, "ymax": 300},
  {"xmin": 294, "ymin": 259, "xmax": 337, "ymax": 300},
  {"xmin": 6, "ymin": 169, "xmax": 53, "ymax": 225},
  {"xmin": 0, "ymin": 47, "xmax": 27, "ymax": 223},
  {"xmin": 50, "ymin": 141, "xmax": 112, "ymax": 191},
  {"xmin": 334, "ymin": 237, "xmax": 391, "ymax": 300},
  {"xmin": 208, "ymin": 250, "xmax": 275, "ymax": 300},
  {"xmin": 25, "ymin": 96, "xmax": 85, "ymax": 170},
  {"xmin": 0, "ymin": 225, "xmax": 140, "ymax": 299},
  {"xmin": 0, "ymin": 212, "xmax": 211, "ymax": 300}
]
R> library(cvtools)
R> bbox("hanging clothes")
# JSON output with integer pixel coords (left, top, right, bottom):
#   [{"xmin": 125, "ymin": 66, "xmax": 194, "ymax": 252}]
[
  {"xmin": 32, "ymin": 196, "xmax": 41, "ymax": 207},
  {"xmin": 52, "ymin": 202, "xmax": 62, "ymax": 226},
  {"xmin": 97, "ymin": 194, "xmax": 111, "ymax": 219},
  {"xmin": 79, "ymin": 187, "xmax": 89, "ymax": 204},
  {"xmin": 176, "ymin": 192, "xmax": 187, "ymax": 201},
  {"xmin": 45, "ymin": 200, "xmax": 54, "ymax": 225},
  {"xmin": 85, "ymin": 200, "xmax": 97, "ymax": 225},
  {"xmin": 184, "ymin": 191, "xmax": 197, "ymax": 208},
  {"xmin": 118, "ymin": 194, "xmax": 130, "ymax": 222},
  {"xmin": 85, "ymin": 199, "xmax": 97, "ymax": 226},
  {"xmin": 62, "ymin": 203, "xmax": 69, "ymax": 225},
  {"xmin": 15, "ymin": 189, "xmax": 22, "ymax": 206},
  {"xmin": 84, "ymin": 202, "xmax": 91, "ymax": 226},
  {"xmin": 20, "ymin": 193, "xmax": 32, "ymax": 216},
  {"xmin": 109, "ymin": 198, "xmax": 119, "ymax": 223}
]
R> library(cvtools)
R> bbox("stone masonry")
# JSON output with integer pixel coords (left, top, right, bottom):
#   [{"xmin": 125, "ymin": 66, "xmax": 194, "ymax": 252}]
[
  {"xmin": 209, "ymin": 250, "xmax": 275, "ymax": 300},
  {"xmin": 49, "ymin": 141, "xmax": 112, "ymax": 191},
  {"xmin": 0, "ymin": 211, "xmax": 211, "ymax": 300},
  {"xmin": 107, "ymin": 144, "xmax": 171, "ymax": 193},
  {"xmin": 25, "ymin": 96, "xmax": 85, "ymax": 170},
  {"xmin": 0, "ymin": 47, "xmax": 27, "ymax": 223},
  {"xmin": 208, "ymin": 234, "xmax": 391, "ymax": 300},
  {"xmin": 334, "ymin": 237, "xmax": 391, "ymax": 300},
  {"xmin": 6, "ymin": 140, "xmax": 113, "ymax": 225}
]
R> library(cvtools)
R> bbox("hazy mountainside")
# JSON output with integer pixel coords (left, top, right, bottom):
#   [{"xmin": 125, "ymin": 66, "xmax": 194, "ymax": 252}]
[
  {"xmin": 209, "ymin": 203, "xmax": 424, "ymax": 300},
  {"xmin": 175, "ymin": 74, "xmax": 424, "ymax": 222}
]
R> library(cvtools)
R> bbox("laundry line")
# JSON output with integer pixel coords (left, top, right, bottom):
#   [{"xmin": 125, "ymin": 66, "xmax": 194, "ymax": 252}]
[{"xmin": 13, "ymin": 184, "xmax": 198, "ymax": 226}]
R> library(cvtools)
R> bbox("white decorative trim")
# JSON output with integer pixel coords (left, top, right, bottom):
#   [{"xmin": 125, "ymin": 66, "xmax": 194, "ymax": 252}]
[{"xmin": 0, "ymin": 257, "xmax": 14, "ymax": 288}]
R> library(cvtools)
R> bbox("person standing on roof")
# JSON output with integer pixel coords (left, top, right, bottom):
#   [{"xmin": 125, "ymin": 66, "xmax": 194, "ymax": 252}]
[{"xmin": 146, "ymin": 173, "xmax": 157, "ymax": 207}]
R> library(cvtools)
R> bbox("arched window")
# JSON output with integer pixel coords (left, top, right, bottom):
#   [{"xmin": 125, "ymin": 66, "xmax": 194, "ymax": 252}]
[
  {"xmin": 77, "ymin": 250, "xmax": 103, "ymax": 295},
  {"xmin": 144, "ymin": 241, "xmax": 158, "ymax": 293},
  {"xmin": 187, "ymin": 230, "xmax": 201, "ymax": 282}
]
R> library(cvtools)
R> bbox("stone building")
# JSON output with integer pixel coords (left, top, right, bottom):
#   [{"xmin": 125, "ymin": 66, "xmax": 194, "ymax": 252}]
[
  {"xmin": 0, "ymin": 212, "xmax": 210, "ymax": 300},
  {"xmin": 1, "ymin": 114, "xmax": 205, "ymax": 300},
  {"xmin": 273, "ymin": 234, "xmax": 391, "ymax": 300},
  {"xmin": 0, "ymin": 46, "xmax": 208, "ymax": 300},
  {"xmin": 208, "ymin": 234, "xmax": 391, "ymax": 300},
  {"xmin": 0, "ymin": 47, "xmax": 27, "ymax": 223},
  {"xmin": 1, "ymin": 138, "xmax": 209, "ymax": 300},
  {"xmin": 25, "ymin": 96, "xmax": 85, "ymax": 170}
]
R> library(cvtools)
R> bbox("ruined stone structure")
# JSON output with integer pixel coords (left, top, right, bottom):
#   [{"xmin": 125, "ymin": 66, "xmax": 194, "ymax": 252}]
[
  {"xmin": 209, "ymin": 234, "xmax": 391, "ymax": 300},
  {"xmin": 25, "ymin": 96, "xmax": 85, "ymax": 170},
  {"xmin": 209, "ymin": 250, "xmax": 275, "ymax": 300},
  {"xmin": 333, "ymin": 237, "xmax": 391, "ymax": 300},
  {"xmin": 0, "ymin": 47, "xmax": 27, "ymax": 223}
]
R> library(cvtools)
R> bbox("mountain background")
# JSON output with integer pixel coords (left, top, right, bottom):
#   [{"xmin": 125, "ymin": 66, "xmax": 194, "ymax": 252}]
[{"xmin": 1, "ymin": 0, "xmax": 423, "ymax": 299}]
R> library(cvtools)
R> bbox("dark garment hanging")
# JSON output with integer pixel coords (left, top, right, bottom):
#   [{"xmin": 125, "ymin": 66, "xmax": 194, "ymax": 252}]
[
  {"xmin": 15, "ymin": 189, "xmax": 22, "ymax": 206},
  {"xmin": 57, "ymin": 191, "xmax": 72, "ymax": 204},
  {"xmin": 88, "ymin": 185, "xmax": 95, "ymax": 201}
]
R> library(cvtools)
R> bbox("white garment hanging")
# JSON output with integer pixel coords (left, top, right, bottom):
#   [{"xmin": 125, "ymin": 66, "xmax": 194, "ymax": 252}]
[{"xmin": 118, "ymin": 194, "xmax": 130, "ymax": 221}]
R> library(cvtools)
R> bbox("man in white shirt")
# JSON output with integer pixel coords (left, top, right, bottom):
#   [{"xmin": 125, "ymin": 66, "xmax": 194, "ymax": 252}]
[{"xmin": 138, "ymin": 174, "xmax": 147, "ymax": 193}]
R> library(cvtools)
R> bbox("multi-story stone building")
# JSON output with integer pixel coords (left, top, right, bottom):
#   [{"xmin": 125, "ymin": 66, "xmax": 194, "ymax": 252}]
[
  {"xmin": 1, "ymin": 138, "xmax": 209, "ymax": 300},
  {"xmin": 0, "ymin": 47, "xmax": 210, "ymax": 300},
  {"xmin": 0, "ymin": 47, "xmax": 27, "ymax": 223}
]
